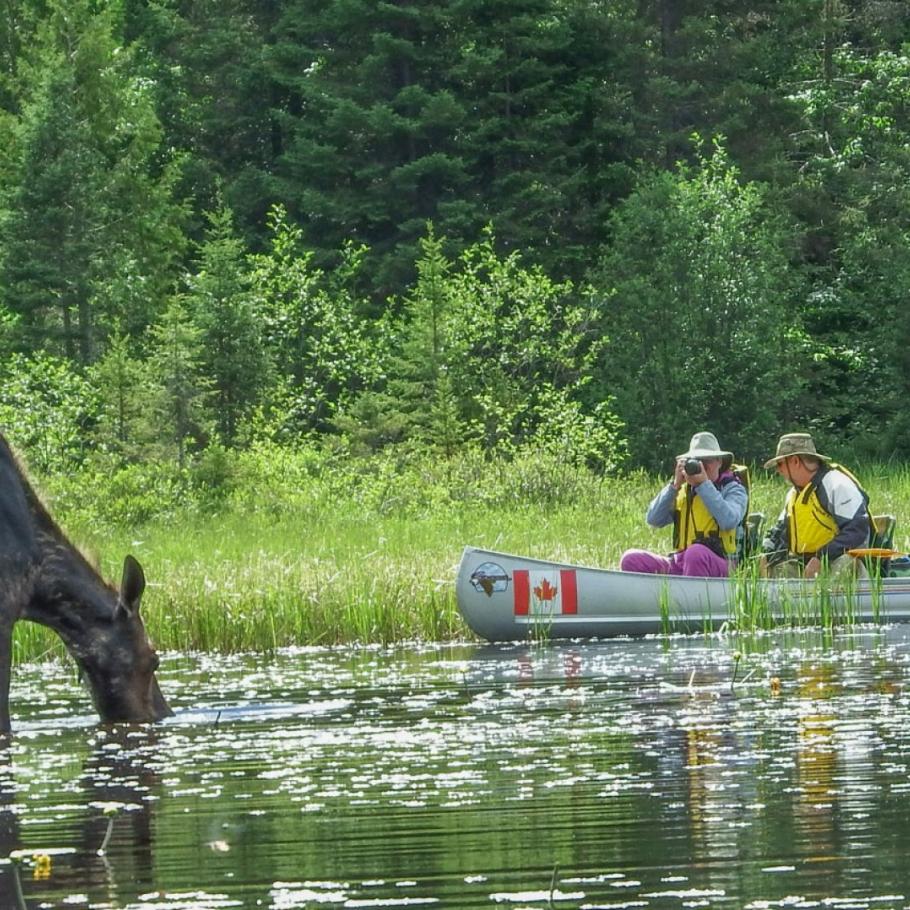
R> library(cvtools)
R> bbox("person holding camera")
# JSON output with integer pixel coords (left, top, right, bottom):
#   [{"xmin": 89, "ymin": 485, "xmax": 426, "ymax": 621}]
[
  {"xmin": 759, "ymin": 432, "xmax": 870, "ymax": 579},
  {"xmin": 620, "ymin": 432, "xmax": 748, "ymax": 577}
]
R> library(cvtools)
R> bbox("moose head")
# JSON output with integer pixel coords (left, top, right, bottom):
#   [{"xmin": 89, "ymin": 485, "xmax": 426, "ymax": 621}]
[
  {"xmin": 73, "ymin": 556, "xmax": 172, "ymax": 725},
  {"xmin": 16, "ymin": 552, "xmax": 172, "ymax": 732}
]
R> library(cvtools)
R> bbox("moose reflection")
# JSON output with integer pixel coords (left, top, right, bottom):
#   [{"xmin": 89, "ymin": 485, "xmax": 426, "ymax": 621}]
[
  {"xmin": 8, "ymin": 730, "xmax": 163, "ymax": 908},
  {"xmin": 0, "ymin": 435, "xmax": 170, "ymax": 732},
  {"xmin": 0, "ymin": 752, "xmax": 20, "ymax": 907},
  {"xmin": 75, "ymin": 729, "xmax": 162, "ymax": 901}
]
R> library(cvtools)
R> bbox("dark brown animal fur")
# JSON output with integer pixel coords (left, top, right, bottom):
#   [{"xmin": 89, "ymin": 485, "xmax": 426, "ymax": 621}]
[{"xmin": 0, "ymin": 436, "xmax": 170, "ymax": 732}]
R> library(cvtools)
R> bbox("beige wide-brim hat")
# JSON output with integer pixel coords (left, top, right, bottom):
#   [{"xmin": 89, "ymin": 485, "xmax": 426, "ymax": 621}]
[
  {"xmin": 763, "ymin": 432, "xmax": 831, "ymax": 469},
  {"xmin": 677, "ymin": 431, "xmax": 732, "ymax": 461}
]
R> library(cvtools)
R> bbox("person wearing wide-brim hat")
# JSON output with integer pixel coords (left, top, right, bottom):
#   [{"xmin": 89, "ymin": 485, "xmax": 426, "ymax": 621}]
[
  {"xmin": 760, "ymin": 432, "xmax": 870, "ymax": 579},
  {"xmin": 620, "ymin": 432, "xmax": 748, "ymax": 578},
  {"xmin": 761, "ymin": 432, "xmax": 831, "ymax": 470}
]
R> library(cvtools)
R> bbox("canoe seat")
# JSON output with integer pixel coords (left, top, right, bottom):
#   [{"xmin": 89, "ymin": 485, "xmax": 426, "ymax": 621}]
[
  {"xmin": 742, "ymin": 511, "xmax": 765, "ymax": 558},
  {"xmin": 861, "ymin": 514, "xmax": 897, "ymax": 576},
  {"xmin": 871, "ymin": 514, "xmax": 896, "ymax": 550}
]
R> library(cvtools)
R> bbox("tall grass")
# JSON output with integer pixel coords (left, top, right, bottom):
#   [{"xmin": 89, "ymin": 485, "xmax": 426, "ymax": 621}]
[{"xmin": 13, "ymin": 445, "xmax": 910, "ymax": 657}]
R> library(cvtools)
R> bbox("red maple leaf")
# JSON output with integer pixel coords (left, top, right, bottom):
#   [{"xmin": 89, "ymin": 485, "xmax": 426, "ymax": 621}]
[{"xmin": 534, "ymin": 578, "xmax": 558, "ymax": 601}]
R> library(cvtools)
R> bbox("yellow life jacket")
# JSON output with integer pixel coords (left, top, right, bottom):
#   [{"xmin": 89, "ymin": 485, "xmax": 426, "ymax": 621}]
[
  {"xmin": 672, "ymin": 466, "xmax": 749, "ymax": 557},
  {"xmin": 785, "ymin": 462, "xmax": 869, "ymax": 556}
]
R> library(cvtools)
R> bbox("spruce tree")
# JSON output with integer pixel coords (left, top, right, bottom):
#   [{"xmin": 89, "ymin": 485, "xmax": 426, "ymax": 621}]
[
  {"xmin": 267, "ymin": 0, "xmax": 469, "ymax": 298},
  {"xmin": 147, "ymin": 298, "xmax": 211, "ymax": 469},
  {"xmin": 90, "ymin": 327, "xmax": 149, "ymax": 461},
  {"xmin": 122, "ymin": 0, "xmax": 275, "ymax": 243},
  {"xmin": 184, "ymin": 204, "xmax": 265, "ymax": 446},
  {"xmin": 0, "ymin": 0, "xmax": 184, "ymax": 361}
]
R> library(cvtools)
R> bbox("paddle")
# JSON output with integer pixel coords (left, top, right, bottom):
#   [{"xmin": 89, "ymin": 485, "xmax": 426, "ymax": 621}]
[{"xmin": 846, "ymin": 548, "xmax": 902, "ymax": 558}]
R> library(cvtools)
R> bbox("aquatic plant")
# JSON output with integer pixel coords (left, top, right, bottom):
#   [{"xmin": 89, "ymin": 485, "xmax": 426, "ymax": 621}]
[{"xmin": 9, "ymin": 449, "xmax": 910, "ymax": 657}]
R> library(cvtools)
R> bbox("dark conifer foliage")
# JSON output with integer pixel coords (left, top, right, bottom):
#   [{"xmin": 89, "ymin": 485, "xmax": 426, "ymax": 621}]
[
  {"xmin": 1, "ymin": 0, "xmax": 910, "ymax": 466},
  {"xmin": 265, "ymin": 0, "xmax": 469, "ymax": 298}
]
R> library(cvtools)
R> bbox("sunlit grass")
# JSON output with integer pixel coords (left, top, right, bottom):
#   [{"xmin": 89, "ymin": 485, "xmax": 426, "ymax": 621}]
[{"xmin": 12, "ymin": 454, "xmax": 910, "ymax": 658}]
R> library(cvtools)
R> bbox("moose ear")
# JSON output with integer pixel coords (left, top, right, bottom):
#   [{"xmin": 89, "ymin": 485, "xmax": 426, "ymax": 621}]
[{"xmin": 118, "ymin": 555, "xmax": 146, "ymax": 616}]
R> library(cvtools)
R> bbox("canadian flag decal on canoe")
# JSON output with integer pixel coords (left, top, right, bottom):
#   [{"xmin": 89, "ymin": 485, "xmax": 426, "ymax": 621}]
[{"xmin": 513, "ymin": 569, "xmax": 577, "ymax": 616}]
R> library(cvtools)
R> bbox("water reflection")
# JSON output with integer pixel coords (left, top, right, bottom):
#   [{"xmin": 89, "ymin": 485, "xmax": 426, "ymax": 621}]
[
  {"xmin": 77, "ymin": 730, "xmax": 160, "ymax": 898},
  {"xmin": 4, "ymin": 631, "xmax": 910, "ymax": 908},
  {"xmin": 7, "ymin": 729, "xmax": 162, "ymax": 909},
  {"xmin": 0, "ymin": 749, "xmax": 23, "ymax": 908},
  {"xmin": 794, "ymin": 662, "xmax": 839, "ymax": 868}
]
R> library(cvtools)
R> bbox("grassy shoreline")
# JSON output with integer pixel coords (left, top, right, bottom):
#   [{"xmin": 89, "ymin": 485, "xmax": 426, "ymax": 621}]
[{"xmin": 12, "ymin": 449, "xmax": 910, "ymax": 660}]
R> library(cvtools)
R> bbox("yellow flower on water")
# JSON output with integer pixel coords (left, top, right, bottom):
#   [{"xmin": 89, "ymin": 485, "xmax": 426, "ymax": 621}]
[
  {"xmin": 32, "ymin": 853, "xmax": 51, "ymax": 880},
  {"xmin": 770, "ymin": 676, "xmax": 782, "ymax": 696}
]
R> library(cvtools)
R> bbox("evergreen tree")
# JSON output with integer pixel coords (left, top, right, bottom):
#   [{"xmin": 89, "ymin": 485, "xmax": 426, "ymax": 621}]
[
  {"xmin": 267, "ymin": 0, "xmax": 646, "ymax": 293},
  {"xmin": 786, "ymin": 28, "xmax": 910, "ymax": 450},
  {"xmin": 267, "ymin": 0, "xmax": 470, "ymax": 298},
  {"xmin": 336, "ymin": 226, "xmax": 468, "ymax": 452},
  {"xmin": 0, "ymin": 0, "xmax": 184, "ymax": 361},
  {"xmin": 631, "ymin": 0, "xmax": 810, "ymax": 179},
  {"xmin": 90, "ymin": 327, "xmax": 149, "ymax": 461},
  {"xmin": 342, "ymin": 225, "xmax": 625, "ymax": 467},
  {"xmin": 122, "ymin": 0, "xmax": 276, "ymax": 243},
  {"xmin": 249, "ymin": 206, "xmax": 382, "ymax": 438},
  {"xmin": 392, "ymin": 227, "xmax": 460, "ymax": 445},
  {"xmin": 147, "ymin": 297, "xmax": 211, "ymax": 468},
  {"xmin": 0, "ymin": 0, "xmax": 45, "ymax": 112},
  {"xmin": 184, "ymin": 204, "xmax": 265, "ymax": 446},
  {"xmin": 449, "ymin": 0, "xmax": 640, "ymax": 278}
]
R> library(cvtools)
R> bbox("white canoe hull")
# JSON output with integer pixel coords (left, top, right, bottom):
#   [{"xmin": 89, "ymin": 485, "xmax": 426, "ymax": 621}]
[{"xmin": 456, "ymin": 545, "xmax": 910, "ymax": 641}]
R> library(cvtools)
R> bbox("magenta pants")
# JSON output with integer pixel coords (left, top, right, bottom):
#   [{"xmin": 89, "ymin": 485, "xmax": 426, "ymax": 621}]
[{"xmin": 620, "ymin": 544, "xmax": 731, "ymax": 578}]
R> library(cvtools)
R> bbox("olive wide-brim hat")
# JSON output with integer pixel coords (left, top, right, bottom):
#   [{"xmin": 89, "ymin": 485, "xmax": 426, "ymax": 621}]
[
  {"xmin": 763, "ymin": 432, "xmax": 831, "ymax": 469},
  {"xmin": 677, "ymin": 431, "xmax": 732, "ymax": 461}
]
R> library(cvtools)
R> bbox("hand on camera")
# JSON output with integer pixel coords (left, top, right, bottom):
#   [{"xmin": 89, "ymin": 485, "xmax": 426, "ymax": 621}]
[
  {"xmin": 683, "ymin": 458, "xmax": 706, "ymax": 486},
  {"xmin": 673, "ymin": 459, "xmax": 687, "ymax": 489}
]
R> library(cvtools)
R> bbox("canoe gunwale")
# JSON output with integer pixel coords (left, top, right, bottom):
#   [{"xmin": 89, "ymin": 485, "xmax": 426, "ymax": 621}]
[{"xmin": 456, "ymin": 545, "xmax": 910, "ymax": 642}]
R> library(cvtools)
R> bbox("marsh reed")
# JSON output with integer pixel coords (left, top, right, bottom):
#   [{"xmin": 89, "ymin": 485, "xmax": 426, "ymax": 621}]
[{"xmin": 12, "ymin": 447, "xmax": 910, "ymax": 658}]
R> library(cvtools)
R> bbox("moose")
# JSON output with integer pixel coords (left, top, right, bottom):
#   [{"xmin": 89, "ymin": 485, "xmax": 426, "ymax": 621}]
[{"xmin": 0, "ymin": 435, "xmax": 170, "ymax": 733}]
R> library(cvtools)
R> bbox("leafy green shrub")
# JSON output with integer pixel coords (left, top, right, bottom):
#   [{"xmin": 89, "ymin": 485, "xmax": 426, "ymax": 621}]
[
  {"xmin": 45, "ymin": 459, "xmax": 191, "ymax": 529},
  {"xmin": 590, "ymin": 140, "xmax": 801, "ymax": 468},
  {"xmin": 339, "ymin": 227, "xmax": 627, "ymax": 471},
  {"xmin": 0, "ymin": 352, "xmax": 100, "ymax": 473}
]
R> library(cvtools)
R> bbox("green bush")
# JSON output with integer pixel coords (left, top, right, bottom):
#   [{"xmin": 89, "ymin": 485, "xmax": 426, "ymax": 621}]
[{"xmin": 0, "ymin": 352, "xmax": 100, "ymax": 473}]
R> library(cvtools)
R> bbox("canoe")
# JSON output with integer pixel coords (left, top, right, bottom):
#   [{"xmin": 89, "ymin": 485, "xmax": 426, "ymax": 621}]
[{"xmin": 455, "ymin": 545, "xmax": 910, "ymax": 641}]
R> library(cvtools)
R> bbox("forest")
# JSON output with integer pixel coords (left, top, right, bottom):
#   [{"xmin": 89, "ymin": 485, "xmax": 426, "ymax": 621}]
[{"xmin": 1, "ymin": 0, "xmax": 909, "ymax": 487}]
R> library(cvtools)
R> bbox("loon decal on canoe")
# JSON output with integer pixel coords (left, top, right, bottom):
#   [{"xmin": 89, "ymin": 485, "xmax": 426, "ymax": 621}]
[{"xmin": 456, "ymin": 546, "xmax": 910, "ymax": 642}]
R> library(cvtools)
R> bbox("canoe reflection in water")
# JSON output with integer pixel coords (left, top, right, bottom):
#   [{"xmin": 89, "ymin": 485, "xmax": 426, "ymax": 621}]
[{"xmin": 516, "ymin": 647, "xmax": 583, "ymax": 688}]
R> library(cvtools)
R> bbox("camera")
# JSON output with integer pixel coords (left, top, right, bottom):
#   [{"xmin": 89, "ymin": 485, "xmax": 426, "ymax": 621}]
[{"xmin": 684, "ymin": 458, "xmax": 701, "ymax": 476}]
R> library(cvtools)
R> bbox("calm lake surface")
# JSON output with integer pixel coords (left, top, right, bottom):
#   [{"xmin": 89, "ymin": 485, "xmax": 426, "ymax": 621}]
[{"xmin": 7, "ymin": 627, "xmax": 910, "ymax": 909}]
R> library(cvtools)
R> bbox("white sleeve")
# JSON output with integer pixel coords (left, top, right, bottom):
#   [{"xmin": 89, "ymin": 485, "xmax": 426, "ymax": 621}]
[{"xmin": 821, "ymin": 470, "xmax": 866, "ymax": 522}]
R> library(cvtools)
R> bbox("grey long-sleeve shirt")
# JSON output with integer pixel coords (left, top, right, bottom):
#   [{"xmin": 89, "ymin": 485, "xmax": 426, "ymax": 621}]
[{"xmin": 646, "ymin": 477, "xmax": 748, "ymax": 532}]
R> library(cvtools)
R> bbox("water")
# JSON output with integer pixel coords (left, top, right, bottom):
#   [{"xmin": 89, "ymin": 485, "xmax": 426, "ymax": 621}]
[{"xmin": 7, "ymin": 627, "xmax": 910, "ymax": 909}]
